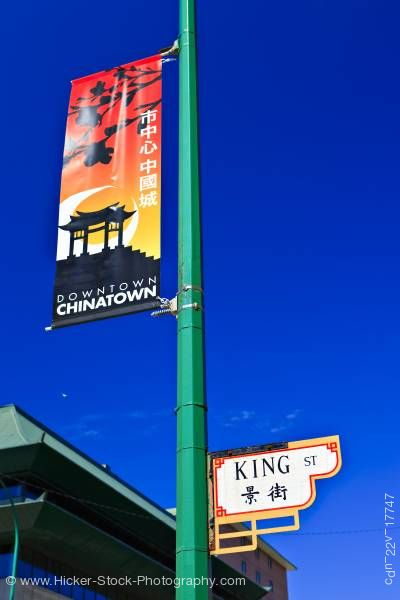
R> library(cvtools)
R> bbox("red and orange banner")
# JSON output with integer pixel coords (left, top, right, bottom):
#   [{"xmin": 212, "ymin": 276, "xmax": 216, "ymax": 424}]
[{"xmin": 51, "ymin": 55, "xmax": 162, "ymax": 328}]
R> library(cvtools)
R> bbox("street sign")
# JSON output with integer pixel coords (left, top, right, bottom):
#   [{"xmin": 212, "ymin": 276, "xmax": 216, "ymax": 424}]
[{"xmin": 208, "ymin": 435, "xmax": 341, "ymax": 555}]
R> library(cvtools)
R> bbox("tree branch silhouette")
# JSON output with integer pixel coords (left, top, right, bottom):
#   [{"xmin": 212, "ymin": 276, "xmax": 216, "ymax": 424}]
[{"xmin": 63, "ymin": 63, "xmax": 161, "ymax": 168}]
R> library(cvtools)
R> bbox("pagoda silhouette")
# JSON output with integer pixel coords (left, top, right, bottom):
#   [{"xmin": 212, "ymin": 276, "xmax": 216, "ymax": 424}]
[
  {"xmin": 59, "ymin": 202, "xmax": 135, "ymax": 257},
  {"xmin": 53, "ymin": 203, "xmax": 160, "ymax": 323}
]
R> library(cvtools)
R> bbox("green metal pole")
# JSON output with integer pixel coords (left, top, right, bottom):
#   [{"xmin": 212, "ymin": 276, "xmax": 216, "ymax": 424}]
[
  {"xmin": 176, "ymin": 1, "xmax": 208, "ymax": 599},
  {"xmin": 0, "ymin": 479, "xmax": 19, "ymax": 600}
]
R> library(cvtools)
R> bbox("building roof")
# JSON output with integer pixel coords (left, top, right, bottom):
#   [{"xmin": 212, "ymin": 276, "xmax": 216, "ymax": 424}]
[
  {"xmin": 0, "ymin": 404, "xmax": 174, "ymax": 526},
  {"xmin": 0, "ymin": 499, "xmax": 175, "ymax": 600},
  {"xmin": 0, "ymin": 404, "xmax": 269, "ymax": 600}
]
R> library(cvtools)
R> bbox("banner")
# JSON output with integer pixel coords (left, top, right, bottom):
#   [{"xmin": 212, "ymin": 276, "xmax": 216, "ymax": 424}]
[{"xmin": 51, "ymin": 55, "xmax": 162, "ymax": 328}]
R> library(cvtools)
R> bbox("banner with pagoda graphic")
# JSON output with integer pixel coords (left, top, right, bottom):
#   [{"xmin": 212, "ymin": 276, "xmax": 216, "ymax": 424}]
[{"xmin": 51, "ymin": 55, "xmax": 162, "ymax": 328}]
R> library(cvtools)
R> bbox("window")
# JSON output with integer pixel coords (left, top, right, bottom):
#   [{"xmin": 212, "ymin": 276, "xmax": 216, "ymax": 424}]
[
  {"xmin": 18, "ymin": 559, "xmax": 32, "ymax": 578},
  {"xmin": 0, "ymin": 548, "xmax": 116, "ymax": 599},
  {"xmin": 0, "ymin": 552, "xmax": 12, "ymax": 578},
  {"xmin": 0, "ymin": 485, "xmax": 39, "ymax": 503},
  {"xmin": 32, "ymin": 563, "xmax": 46, "ymax": 581},
  {"xmin": 256, "ymin": 570, "xmax": 261, "ymax": 584},
  {"xmin": 256, "ymin": 548, "xmax": 260, "ymax": 560},
  {"xmin": 0, "ymin": 485, "xmax": 23, "ymax": 501},
  {"xmin": 72, "ymin": 587, "xmax": 85, "ymax": 600},
  {"xmin": 241, "ymin": 560, "xmax": 247, "ymax": 575},
  {"xmin": 267, "ymin": 556, "xmax": 272, "ymax": 568},
  {"xmin": 267, "ymin": 579, "xmax": 274, "ymax": 592}
]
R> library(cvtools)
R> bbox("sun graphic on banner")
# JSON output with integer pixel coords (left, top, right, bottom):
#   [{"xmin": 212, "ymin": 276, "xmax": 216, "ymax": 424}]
[{"xmin": 57, "ymin": 186, "xmax": 138, "ymax": 260}]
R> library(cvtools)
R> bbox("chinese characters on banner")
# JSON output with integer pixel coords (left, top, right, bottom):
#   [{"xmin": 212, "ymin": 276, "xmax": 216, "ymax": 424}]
[
  {"xmin": 208, "ymin": 436, "xmax": 342, "ymax": 554},
  {"xmin": 51, "ymin": 55, "xmax": 162, "ymax": 328}
]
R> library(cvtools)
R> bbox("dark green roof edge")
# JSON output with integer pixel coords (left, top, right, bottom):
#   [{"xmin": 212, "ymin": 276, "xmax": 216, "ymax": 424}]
[
  {"xmin": 0, "ymin": 499, "xmax": 266, "ymax": 600},
  {"xmin": 0, "ymin": 404, "xmax": 175, "ymax": 528},
  {"xmin": 0, "ymin": 403, "xmax": 288, "ymax": 598}
]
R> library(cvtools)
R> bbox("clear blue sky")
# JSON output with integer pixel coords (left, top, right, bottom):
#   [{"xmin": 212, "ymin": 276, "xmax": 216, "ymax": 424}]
[{"xmin": 1, "ymin": 1, "xmax": 400, "ymax": 598}]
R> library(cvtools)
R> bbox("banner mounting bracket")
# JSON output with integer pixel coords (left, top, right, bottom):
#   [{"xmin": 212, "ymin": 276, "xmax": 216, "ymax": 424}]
[
  {"xmin": 151, "ymin": 296, "xmax": 178, "ymax": 318},
  {"xmin": 160, "ymin": 40, "xmax": 179, "ymax": 57}
]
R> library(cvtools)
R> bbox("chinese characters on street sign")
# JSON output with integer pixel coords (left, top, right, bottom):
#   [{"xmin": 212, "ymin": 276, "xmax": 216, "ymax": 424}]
[{"xmin": 208, "ymin": 435, "xmax": 341, "ymax": 554}]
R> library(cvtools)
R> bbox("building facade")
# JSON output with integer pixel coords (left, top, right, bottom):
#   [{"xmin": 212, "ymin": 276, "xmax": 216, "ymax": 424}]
[
  {"xmin": 0, "ymin": 405, "xmax": 294, "ymax": 599},
  {"xmin": 219, "ymin": 529, "xmax": 293, "ymax": 600}
]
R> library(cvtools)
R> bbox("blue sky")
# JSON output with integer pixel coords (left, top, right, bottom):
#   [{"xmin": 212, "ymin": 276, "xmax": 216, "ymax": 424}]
[{"xmin": 1, "ymin": 1, "xmax": 400, "ymax": 598}]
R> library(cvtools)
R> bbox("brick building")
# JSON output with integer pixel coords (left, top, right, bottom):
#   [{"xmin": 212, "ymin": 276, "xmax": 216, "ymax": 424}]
[{"xmin": 219, "ymin": 524, "xmax": 295, "ymax": 600}]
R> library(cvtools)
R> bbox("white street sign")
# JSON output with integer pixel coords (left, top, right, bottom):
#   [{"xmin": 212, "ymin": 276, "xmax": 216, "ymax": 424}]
[{"xmin": 209, "ymin": 435, "xmax": 341, "ymax": 555}]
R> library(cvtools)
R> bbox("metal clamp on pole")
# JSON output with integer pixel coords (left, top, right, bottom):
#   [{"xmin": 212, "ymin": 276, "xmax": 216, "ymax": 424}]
[
  {"xmin": 178, "ymin": 284, "xmax": 204, "ymax": 311},
  {"xmin": 179, "ymin": 302, "xmax": 203, "ymax": 312},
  {"xmin": 180, "ymin": 284, "xmax": 203, "ymax": 294},
  {"xmin": 150, "ymin": 294, "xmax": 203, "ymax": 317},
  {"xmin": 150, "ymin": 296, "xmax": 178, "ymax": 317}
]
